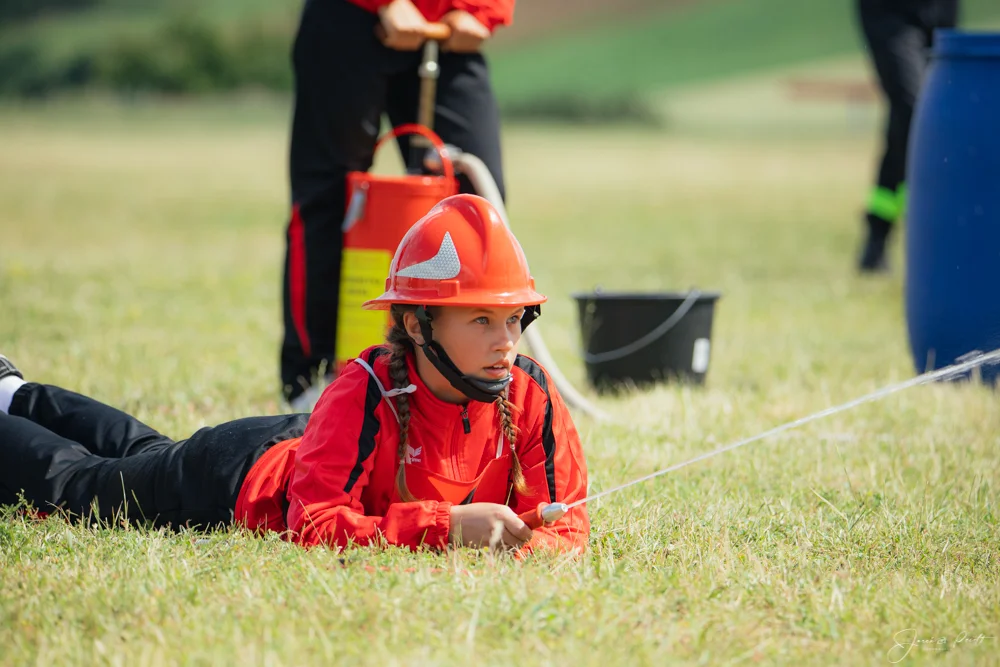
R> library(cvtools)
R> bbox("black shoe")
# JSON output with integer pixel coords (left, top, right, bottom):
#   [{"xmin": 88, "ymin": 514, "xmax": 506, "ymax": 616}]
[
  {"xmin": 0, "ymin": 355, "xmax": 23, "ymax": 381},
  {"xmin": 858, "ymin": 214, "xmax": 893, "ymax": 273}
]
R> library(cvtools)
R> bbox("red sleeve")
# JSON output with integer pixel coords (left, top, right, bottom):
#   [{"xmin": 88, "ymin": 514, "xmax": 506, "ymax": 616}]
[
  {"xmin": 285, "ymin": 358, "xmax": 453, "ymax": 551},
  {"xmin": 511, "ymin": 366, "xmax": 590, "ymax": 555},
  {"xmin": 343, "ymin": 0, "xmax": 514, "ymax": 33},
  {"xmin": 343, "ymin": 0, "xmax": 393, "ymax": 13},
  {"xmin": 450, "ymin": 0, "xmax": 515, "ymax": 32}
]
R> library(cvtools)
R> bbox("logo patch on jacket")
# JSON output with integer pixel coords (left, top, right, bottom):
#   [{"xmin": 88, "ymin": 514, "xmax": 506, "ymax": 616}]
[{"xmin": 405, "ymin": 445, "xmax": 422, "ymax": 464}]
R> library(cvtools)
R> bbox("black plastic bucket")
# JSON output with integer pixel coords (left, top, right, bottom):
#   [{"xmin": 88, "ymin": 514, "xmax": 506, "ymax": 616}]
[{"xmin": 573, "ymin": 289, "xmax": 721, "ymax": 391}]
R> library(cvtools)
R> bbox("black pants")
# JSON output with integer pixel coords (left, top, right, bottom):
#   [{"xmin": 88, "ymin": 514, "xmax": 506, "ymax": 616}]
[
  {"xmin": 280, "ymin": 0, "xmax": 506, "ymax": 401},
  {"xmin": 0, "ymin": 384, "xmax": 307, "ymax": 528},
  {"xmin": 857, "ymin": 0, "xmax": 959, "ymax": 220}
]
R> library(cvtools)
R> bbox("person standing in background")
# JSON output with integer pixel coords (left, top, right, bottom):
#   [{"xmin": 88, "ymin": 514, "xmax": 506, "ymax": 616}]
[
  {"xmin": 855, "ymin": 0, "xmax": 959, "ymax": 273},
  {"xmin": 281, "ymin": 0, "xmax": 513, "ymax": 411}
]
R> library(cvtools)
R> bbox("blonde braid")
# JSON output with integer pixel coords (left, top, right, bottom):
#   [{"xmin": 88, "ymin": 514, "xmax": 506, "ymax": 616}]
[
  {"xmin": 495, "ymin": 391, "xmax": 528, "ymax": 495},
  {"xmin": 388, "ymin": 305, "xmax": 416, "ymax": 502}
]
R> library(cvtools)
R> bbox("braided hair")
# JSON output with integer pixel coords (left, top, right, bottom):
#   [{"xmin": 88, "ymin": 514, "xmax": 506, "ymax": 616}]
[
  {"xmin": 495, "ymin": 390, "xmax": 528, "ymax": 495},
  {"xmin": 387, "ymin": 305, "xmax": 417, "ymax": 502}
]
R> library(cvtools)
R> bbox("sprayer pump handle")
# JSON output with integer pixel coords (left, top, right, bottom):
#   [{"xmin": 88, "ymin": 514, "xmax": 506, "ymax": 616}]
[{"xmin": 375, "ymin": 22, "xmax": 452, "ymax": 44}]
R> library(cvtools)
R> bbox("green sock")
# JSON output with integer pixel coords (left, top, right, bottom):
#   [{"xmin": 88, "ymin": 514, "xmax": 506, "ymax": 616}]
[{"xmin": 867, "ymin": 185, "xmax": 901, "ymax": 223}]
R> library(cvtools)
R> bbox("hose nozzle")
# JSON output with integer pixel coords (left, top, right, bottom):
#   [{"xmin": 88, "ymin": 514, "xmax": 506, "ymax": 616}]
[{"xmin": 518, "ymin": 502, "xmax": 569, "ymax": 529}]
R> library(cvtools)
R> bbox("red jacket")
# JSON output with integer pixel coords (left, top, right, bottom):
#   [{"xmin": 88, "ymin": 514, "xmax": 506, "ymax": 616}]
[
  {"xmin": 346, "ymin": 0, "xmax": 515, "ymax": 33},
  {"xmin": 236, "ymin": 346, "xmax": 590, "ymax": 553}
]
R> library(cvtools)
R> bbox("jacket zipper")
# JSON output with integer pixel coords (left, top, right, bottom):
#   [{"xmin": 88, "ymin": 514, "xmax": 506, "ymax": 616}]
[{"xmin": 460, "ymin": 405, "xmax": 471, "ymax": 434}]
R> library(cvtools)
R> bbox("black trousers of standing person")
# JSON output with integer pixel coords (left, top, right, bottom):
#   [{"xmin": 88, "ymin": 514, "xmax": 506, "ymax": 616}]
[
  {"xmin": 280, "ymin": 0, "xmax": 506, "ymax": 403},
  {"xmin": 856, "ymin": 0, "xmax": 959, "ymax": 232},
  {"xmin": 0, "ymin": 383, "xmax": 307, "ymax": 528}
]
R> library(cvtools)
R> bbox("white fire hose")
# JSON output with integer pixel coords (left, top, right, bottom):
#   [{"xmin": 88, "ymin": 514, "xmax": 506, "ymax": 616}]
[
  {"xmin": 423, "ymin": 147, "xmax": 610, "ymax": 422},
  {"xmin": 409, "ymin": 35, "xmax": 607, "ymax": 421}
]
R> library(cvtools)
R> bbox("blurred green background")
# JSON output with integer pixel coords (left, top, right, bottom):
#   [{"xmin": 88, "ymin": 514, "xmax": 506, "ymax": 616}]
[{"xmin": 3, "ymin": 0, "xmax": 998, "ymax": 124}]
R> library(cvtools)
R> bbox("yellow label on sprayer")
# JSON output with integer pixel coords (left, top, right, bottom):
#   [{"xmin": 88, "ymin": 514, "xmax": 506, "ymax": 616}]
[{"xmin": 336, "ymin": 248, "xmax": 393, "ymax": 363}]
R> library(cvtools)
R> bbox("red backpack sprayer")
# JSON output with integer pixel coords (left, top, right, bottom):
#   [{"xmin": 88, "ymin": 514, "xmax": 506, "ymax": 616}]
[{"xmin": 334, "ymin": 24, "xmax": 607, "ymax": 421}]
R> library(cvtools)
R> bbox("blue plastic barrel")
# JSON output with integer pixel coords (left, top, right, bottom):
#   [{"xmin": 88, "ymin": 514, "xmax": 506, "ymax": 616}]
[{"xmin": 905, "ymin": 30, "xmax": 1000, "ymax": 385}]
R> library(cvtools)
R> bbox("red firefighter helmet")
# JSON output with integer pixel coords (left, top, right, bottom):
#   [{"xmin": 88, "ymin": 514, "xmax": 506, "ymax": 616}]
[{"xmin": 363, "ymin": 194, "xmax": 547, "ymax": 310}]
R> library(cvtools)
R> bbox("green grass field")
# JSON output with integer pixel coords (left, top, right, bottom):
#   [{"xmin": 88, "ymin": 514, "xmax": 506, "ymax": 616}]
[
  {"xmin": 6, "ymin": 0, "xmax": 999, "ymax": 104},
  {"xmin": 2, "ymin": 96, "xmax": 999, "ymax": 665},
  {"xmin": 489, "ymin": 0, "xmax": 1000, "ymax": 103}
]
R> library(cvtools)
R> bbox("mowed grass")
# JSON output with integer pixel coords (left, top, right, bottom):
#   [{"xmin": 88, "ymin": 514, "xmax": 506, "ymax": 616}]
[{"xmin": 1, "ymin": 99, "xmax": 999, "ymax": 665}]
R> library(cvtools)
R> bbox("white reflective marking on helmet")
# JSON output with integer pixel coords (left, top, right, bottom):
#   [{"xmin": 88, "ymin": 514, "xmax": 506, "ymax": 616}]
[{"xmin": 395, "ymin": 231, "xmax": 461, "ymax": 280}]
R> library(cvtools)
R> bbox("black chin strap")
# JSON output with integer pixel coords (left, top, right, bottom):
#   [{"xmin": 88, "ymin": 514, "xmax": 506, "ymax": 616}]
[
  {"xmin": 415, "ymin": 305, "xmax": 541, "ymax": 403},
  {"xmin": 521, "ymin": 304, "xmax": 541, "ymax": 331}
]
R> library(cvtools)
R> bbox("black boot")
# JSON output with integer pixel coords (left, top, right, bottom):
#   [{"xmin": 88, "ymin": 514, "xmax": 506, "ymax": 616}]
[
  {"xmin": 858, "ymin": 213, "xmax": 893, "ymax": 273},
  {"xmin": 0, "ymin": 355, "xmax": 23, "ymax": 381}
]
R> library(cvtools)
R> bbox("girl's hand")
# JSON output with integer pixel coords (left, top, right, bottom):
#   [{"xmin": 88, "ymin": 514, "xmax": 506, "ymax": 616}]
[
  {"xmin": 440, "ymin": 10, "xmax": 490, "ymax": 53},
  {"xmin": 449, "ymin": 503, "xmax": 532, "ymax": 549},
  {"xmin": 377, "ymin": 0, "xmax": 430, "ymax": 51}
]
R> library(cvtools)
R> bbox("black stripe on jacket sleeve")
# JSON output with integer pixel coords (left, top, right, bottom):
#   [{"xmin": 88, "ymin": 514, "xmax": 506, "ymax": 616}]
[
  {"xmin": 514, "ymin": 355, "xmax": 558, "ymax": 502},
  {"xmin": 344, "ymin": 348, "xmax": 389, "ymax": 494}
]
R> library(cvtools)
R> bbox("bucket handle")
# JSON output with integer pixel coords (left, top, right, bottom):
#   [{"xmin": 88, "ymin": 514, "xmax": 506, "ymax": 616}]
[
  {"xmin": 580, "ymin": 289, "xmax": 703, "ymax": 364},
  {"xmin": 375, "ymin": 123, "xmax": 455, "ymax": 182}
]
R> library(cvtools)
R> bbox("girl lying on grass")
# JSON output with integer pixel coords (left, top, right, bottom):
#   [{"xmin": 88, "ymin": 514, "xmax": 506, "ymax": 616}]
[{"xmin": 0, "ymin": 195, "xmax": 589, "ymax": 554}]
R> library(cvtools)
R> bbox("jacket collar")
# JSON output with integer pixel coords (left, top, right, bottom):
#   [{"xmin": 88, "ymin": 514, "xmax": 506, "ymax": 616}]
[{"xmin": 402, "ymin": 350, "xmax": 493, "ymax": 428}]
